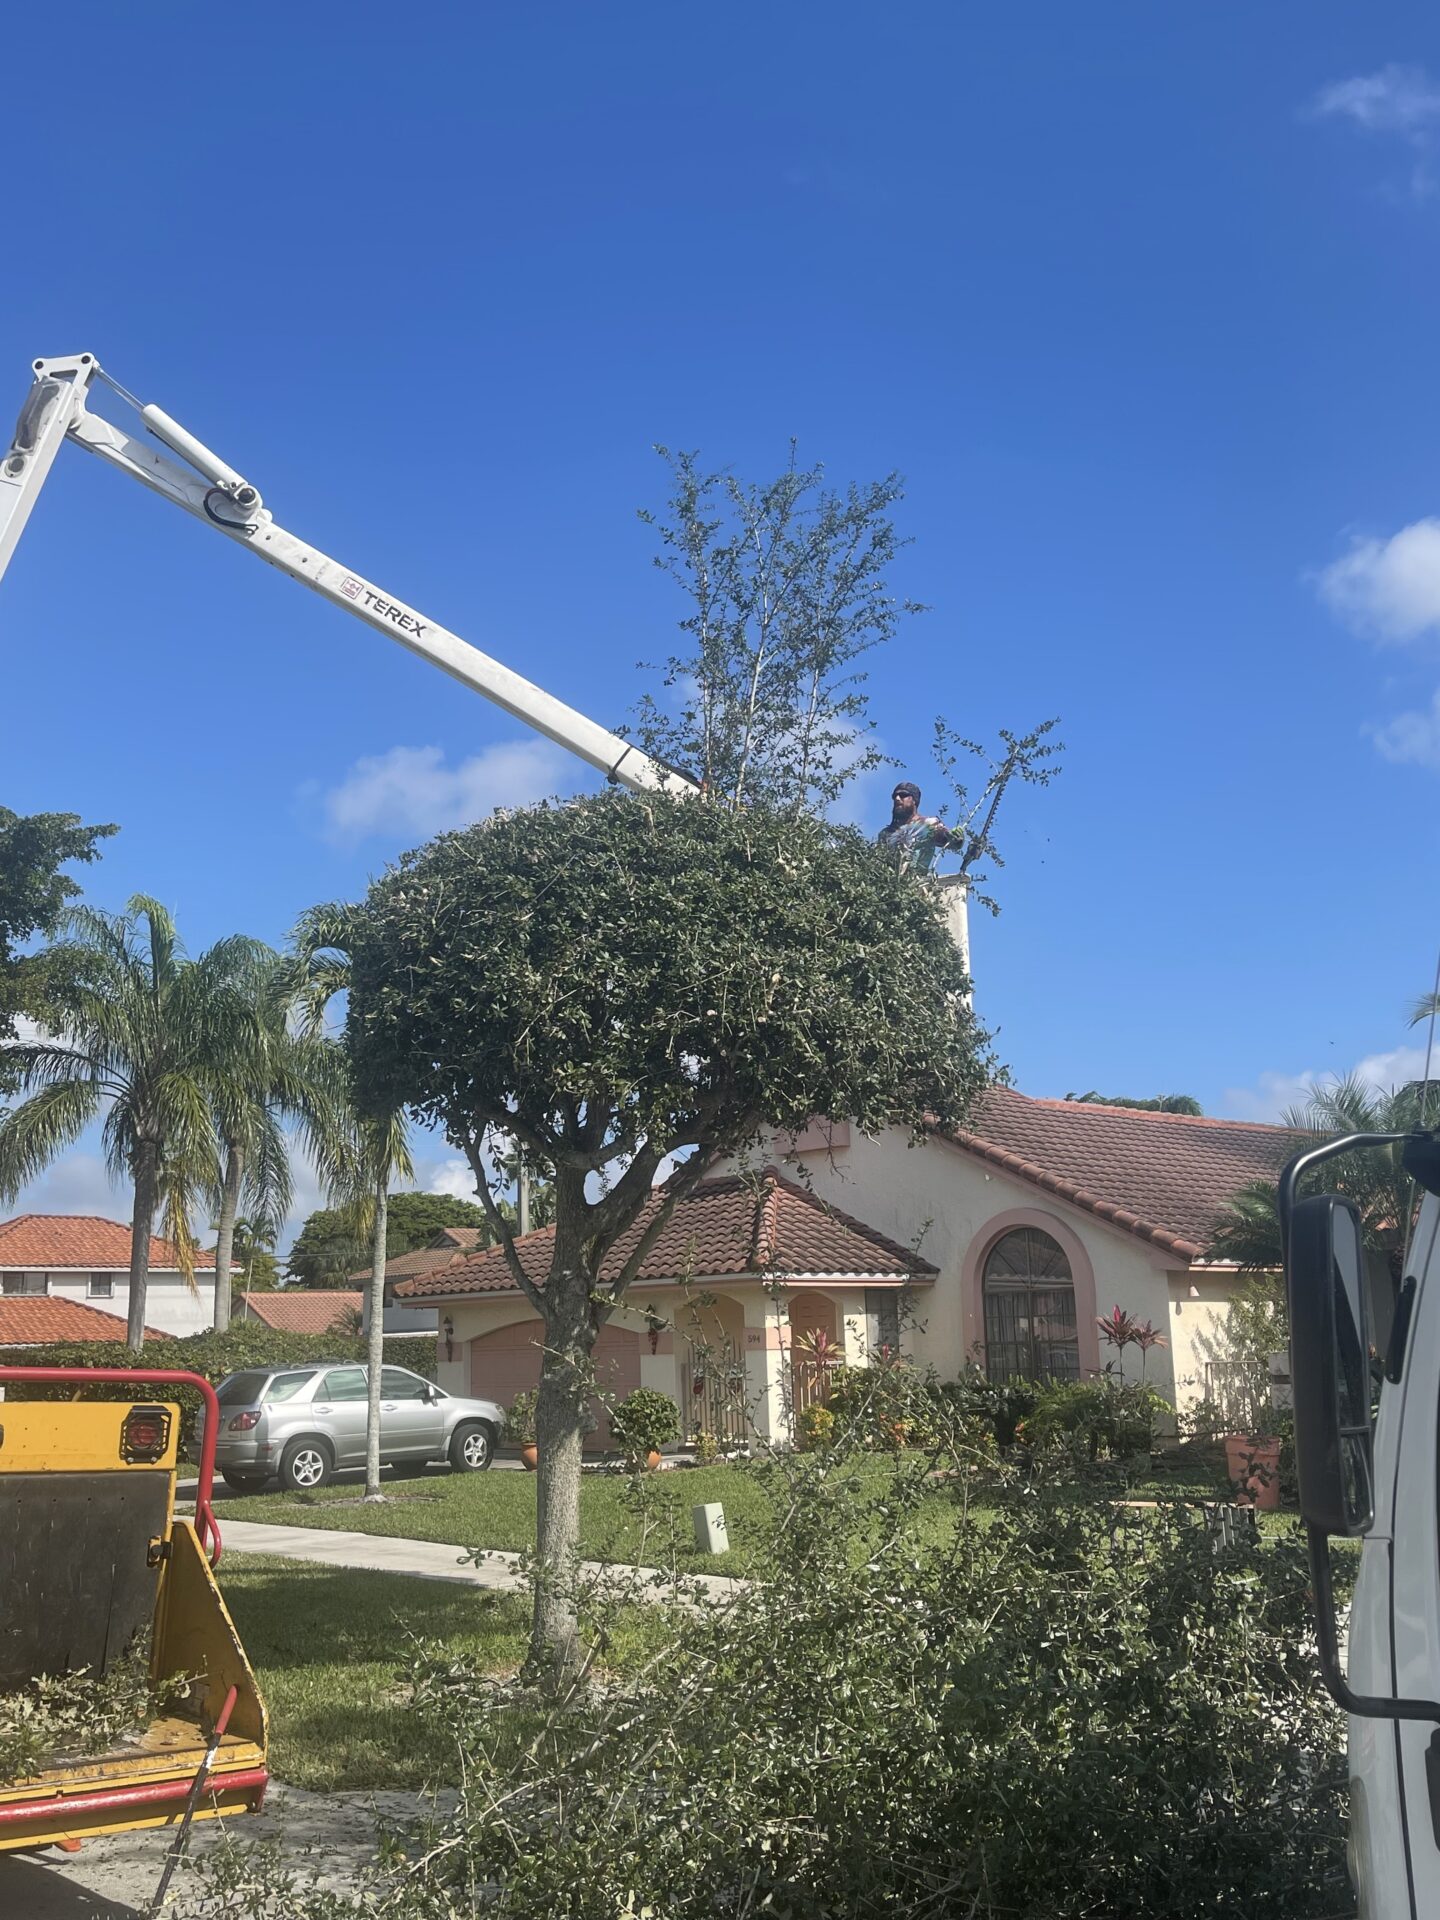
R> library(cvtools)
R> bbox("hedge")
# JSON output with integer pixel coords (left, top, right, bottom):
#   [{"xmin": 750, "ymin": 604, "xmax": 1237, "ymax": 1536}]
[{"xmin": 0, "ymin": 1323, "xmax": 438, "ymax": 1437}]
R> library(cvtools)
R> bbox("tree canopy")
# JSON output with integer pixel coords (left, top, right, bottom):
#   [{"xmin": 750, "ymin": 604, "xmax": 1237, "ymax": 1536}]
[
  {"xmin": 631, "ymin": 448, "xmax": 916, "ymax": 813},
  {"xmin": 285, "ymin": 1189, "xmax": 497, "ymax": 1286},
  {"xmin": 341, "ymin": 790, "xmax": 990, "ymax": 1669},
  {"xmin": 345, "ymin": 792, "xmax": 989, "ymax": 1189},
  {"xmin": 1065, "ymin": 1092, "xmax": 1203, "ymax": 1116},
  {"xmin": 0, "ymin": 805, "xmax": 115, "ymax": 1053}
]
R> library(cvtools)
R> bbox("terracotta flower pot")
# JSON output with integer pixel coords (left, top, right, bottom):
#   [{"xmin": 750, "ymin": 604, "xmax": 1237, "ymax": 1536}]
[
  {"xmin": 1223, "ymin": 1434, "xmax": 1281, "ymax": 1511},
  {"xmin": 625, "ymin": 1449, "xmax": 663, "ymax": 1472},
  {"xmin": 520, "ymin": 1444, "xmax": 539, "ymax": 1472}
]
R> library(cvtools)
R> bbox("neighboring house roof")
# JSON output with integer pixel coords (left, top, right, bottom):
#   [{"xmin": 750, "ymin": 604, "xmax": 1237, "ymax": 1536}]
[
  {"xmin": 240, "ymin": 1290, "xmax": 362, "ymax": 1333},
  {"xmin": 946, "ymin": 1088, "xmax": 1300, "ymax": 1261},
  {"xmin": 0, "ymin": 1214, "xmax": 223, "ymax": 1272},
  {"xmin": 0, "ymin": 1297, "xmax": 162, "ymax": 1344},
  {"xmin": 397, "ymin": 1171, "xmax": 937, "ymax": 1301},
  {"xmin": 346, "ymin": 1226, "xmax": 488, "ymax": 1286}
]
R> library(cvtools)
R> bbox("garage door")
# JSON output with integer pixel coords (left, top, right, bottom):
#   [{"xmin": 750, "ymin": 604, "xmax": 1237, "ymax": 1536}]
[{"xmin": 469, "ymin": 1317, "xmax": 642, "ymax": 1451}]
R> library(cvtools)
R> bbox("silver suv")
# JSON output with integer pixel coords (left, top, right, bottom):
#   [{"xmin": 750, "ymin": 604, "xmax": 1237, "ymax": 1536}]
[{"xmin": 205, "ymin": 1362, "xmax": 505, "ymax": 1493}]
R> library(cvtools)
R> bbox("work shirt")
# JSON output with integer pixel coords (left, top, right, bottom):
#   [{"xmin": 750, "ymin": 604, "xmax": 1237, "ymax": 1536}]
[{"xmin": 877, "ymin": 816, "xmax": 951, "ymax": 874}]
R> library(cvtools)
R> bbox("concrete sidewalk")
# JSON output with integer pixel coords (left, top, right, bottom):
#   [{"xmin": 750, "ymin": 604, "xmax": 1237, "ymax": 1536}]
[{"xmin": 216, "ymin": 1517, "xmax": 748, "ymax": 1603}]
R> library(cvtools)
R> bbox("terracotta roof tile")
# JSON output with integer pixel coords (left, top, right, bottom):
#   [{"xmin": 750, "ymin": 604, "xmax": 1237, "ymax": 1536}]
[
  {"xmin": 0, "ymin": 1215, "xmax": 223, "ymax": 1272},
  {"xmin": 240, "ymin": 1291, "xmax": 362, "ymax": 1333},
  {"xmin": 0, "ymin": 1297, "xmax": 163, "ymax": 1344},
  {"xmin": 947, "ymin": 1089, "xmax": 1302, "ymax": 1259},
  {"xmin": 397, "ymin": 1171, "xmax": 937, "ymax": 1301}
]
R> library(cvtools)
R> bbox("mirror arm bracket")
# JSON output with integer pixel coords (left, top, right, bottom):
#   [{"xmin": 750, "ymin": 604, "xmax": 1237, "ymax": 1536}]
[
  {"xmin": 1308, "ymin": 1528, "xmax": 1440, "ymax": 1723},
  {"xmin": 1279, "ymin": 1133, "xmax": 1413, "ymax": 1255}
]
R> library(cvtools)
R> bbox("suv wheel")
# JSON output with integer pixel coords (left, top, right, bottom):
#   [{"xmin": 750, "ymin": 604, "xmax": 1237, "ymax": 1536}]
[
  {"xmin": 449, "ymin": 1422, "xmax": 494, "ymax": 1472},
  {"xmin": 222, "ymin": 1469, "xmax": 269, "ymax": 1494},
  {"xmin": 279, "ymin": 1437, "xmax": 333, "ymax": 1491}
]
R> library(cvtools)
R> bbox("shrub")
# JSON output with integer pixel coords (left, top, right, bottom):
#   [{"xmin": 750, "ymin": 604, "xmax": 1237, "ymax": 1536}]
[
  {"xmin": 609, "ymin": 1387, "xmax": 680, "ymax": 1459},
  {"xmin": 201, "ymin": 1448, "xmax": 1346, "ymax": 1920},
  {"xmin": 0, "ymin": 1324, "xmax": 438, "ymax": 1438},
  {"xmin": 796, "ymin": 1402, "xmax": 835, "ymax": 1452},
  {"xmin": 506, "ymin": 1389, "xmax": 538, "ymax": 1447},
  {"xmin": 1026, "ymin": 1376, "xmax": 1170, "ymax": 1462},
  {"xmin": 827, "ymin": 1352, "xmax": 941, "ymax": 1449},
  {"xmin": 692, "ymin": 1427, "xmax": 719, "ymax": 1465},
  {"xmin": 941, "ymin": 1364, "xmax": 1040, "ymax": 1449}
]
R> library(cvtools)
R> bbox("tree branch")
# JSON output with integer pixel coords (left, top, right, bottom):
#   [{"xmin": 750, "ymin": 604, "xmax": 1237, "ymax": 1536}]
[
  {"xmin": 460, "ymin": 1132, "xmax": 545, "ymax": 1314},
  {"xmin": 602, "ymin": 1146, "xmax": 720, "ymax": 1304}
]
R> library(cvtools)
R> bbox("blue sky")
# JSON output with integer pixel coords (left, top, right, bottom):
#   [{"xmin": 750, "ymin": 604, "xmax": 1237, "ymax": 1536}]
[{"xmin": 5, "ymin": 5, "xmax": 1440, "ymax": 1237}]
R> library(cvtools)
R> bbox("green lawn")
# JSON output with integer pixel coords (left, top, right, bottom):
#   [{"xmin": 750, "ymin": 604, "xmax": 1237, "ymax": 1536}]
[
  {"xmin": 232, "ymin": 1461, "xmax": 788, "ymax": 1576},
  {"xmin": 219, "ymin": 1553, "xmax": 665, "ymax": 1791},
  {"xmin": 227, "ymin": 1449, "xmax": 1233, "ymax": 1579}
]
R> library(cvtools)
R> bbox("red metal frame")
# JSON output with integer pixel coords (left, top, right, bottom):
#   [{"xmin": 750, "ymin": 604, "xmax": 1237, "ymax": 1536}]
[
  {"xmin": 0, "ymin": 1767, "xmax": 269, "ymax": 1828},
  {"xmin": 0, "ymin": 1368, "xmax": 224, "ymax": 1565}
]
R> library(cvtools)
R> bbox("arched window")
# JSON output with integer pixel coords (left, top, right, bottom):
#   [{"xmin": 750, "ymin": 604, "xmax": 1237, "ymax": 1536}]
[{"xmin": 982, "ymin": 1227, "xmax": 1080, "ymax": 1382}]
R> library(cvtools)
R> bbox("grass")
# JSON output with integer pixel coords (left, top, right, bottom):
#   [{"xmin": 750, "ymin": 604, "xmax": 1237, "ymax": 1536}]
[
  {"xmin": 218, "ymin": 1554, "xmax": 667, "ymax": 1792},
  {"xmin": 232, "ymin": 1461, "xmax": 788, "ymax": 1576},
  {"xmin": 227, "ymin": 1447, "xmax": 1235, "ymax": 1580}
]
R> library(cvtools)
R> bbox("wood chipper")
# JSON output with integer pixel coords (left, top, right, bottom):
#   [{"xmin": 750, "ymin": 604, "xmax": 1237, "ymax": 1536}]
[{"xmin": 0, "ymin": 1368, "xmax": 267, "ymax": 1851}]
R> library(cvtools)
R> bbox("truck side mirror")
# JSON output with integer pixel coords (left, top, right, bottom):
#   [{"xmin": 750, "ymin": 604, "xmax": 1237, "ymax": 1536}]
[{"xmin": 1287, "ymin": 1193, "xmax": 1373, "ymax": 1537}]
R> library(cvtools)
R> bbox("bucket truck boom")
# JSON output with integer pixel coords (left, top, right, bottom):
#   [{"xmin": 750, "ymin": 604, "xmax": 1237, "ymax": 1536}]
[{"xmin": 0, "ymin": 354, "xmax": 694, "ymax": 798}]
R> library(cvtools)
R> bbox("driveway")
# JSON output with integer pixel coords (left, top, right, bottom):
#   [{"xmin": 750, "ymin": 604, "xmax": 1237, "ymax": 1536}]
[{"xmin": 0, "ymin": 1782, "xmax": 430, "ymax": 1917}]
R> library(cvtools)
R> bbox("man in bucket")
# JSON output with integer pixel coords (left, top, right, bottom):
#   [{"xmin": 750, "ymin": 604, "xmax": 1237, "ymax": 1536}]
[{"xmin": 877, "ymin": 781, "xmax": 955, "ymax": 874}]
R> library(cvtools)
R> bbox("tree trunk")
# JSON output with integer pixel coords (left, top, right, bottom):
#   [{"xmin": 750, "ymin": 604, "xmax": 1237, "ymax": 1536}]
[
  {"xmin": 127, "ymin": 1143, "xmax": 160, "ymax": 1351},
  {"xmin": 530, "ymin": 1231, "xmax": 597, "ymax": 1680},
  {"xmin": 364, "ymin": 1183, "xmax": 387, "ymax": 1501},
  {"xmin": 212, "ymin": 1140, "xmax": 244, "ymax": 1331}
]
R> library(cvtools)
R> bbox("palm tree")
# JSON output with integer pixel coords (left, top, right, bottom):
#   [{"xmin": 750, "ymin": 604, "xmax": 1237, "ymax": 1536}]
[
  {"xmin": 0, "ymin": 897, "xmax": 255, "ymax": 1347},
  {"xmin": 288, "ymin": 903, "xmax": 413, "ymax": 1501},
  {"xmin": 228, "ymin": 1216, "xmax": 279, "ymax": 1295},
  {"xmin": 207, "ymin": 944, "xmax": 353, "ymax": 1329}
]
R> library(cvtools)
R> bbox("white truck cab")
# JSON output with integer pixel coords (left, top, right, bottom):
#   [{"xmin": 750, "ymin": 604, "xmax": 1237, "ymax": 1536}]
[{"xmin": 1284, "ymin": 1131, "xmax": 1440, "ymax": 1919}]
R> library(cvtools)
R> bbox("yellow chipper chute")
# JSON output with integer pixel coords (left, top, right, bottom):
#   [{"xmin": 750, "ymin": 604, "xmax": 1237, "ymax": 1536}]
[{"xmin": 0, "ymin": 1367, "xmax": 267, "ymax": 1851}]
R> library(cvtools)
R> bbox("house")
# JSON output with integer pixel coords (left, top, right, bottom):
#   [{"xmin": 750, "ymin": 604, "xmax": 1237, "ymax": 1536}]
[
  {"xmin": 235, "ymin": 1290, "xmax": 363, "ymax": 1334},
  {"xmin": 0, "ymin": 1296, "xmax": 162, "ymax": 1346},
  {"xmin": 0, "ymin": 1215, "xmax": 229, "ymax": 1338},
  {"xmin": 345, "ymin": 1228, "xmax": 481, "ymax": 1335},
  {"xmin": 397, "ymin": 1090, "xmax": 1298, "ymax": 1446}
]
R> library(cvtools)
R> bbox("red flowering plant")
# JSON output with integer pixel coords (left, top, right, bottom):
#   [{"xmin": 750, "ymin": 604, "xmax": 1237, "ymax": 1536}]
[{"xmin": 1097, "ymin": 1304, "xmax": 1168, "ymax": 1383}]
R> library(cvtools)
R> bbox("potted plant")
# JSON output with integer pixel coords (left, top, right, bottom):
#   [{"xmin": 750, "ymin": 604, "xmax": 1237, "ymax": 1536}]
[
  {"xmin": 610, "ymin": 1387, "xmax": 680, "ymax": 1470},
  {"xmin": 1223, "ymin": 1425, "xmax": 1283, "ymax": 1511},
  {"xmin": 507, "ymin": 1389, "xmax": 539, "ymax": 1471}
]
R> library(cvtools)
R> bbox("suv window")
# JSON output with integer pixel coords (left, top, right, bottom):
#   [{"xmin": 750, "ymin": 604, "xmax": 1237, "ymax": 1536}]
[
  {"xmin": 262, "ymin": 1370, "xmax": 318, "ymax": 1404},
  {"xmin": 217, "ymin": 1371, "xmax": 270, "ymax": 1406},
  {"xmin": 319, "ymin": 1367, "xmax": 367, "ymax": 1402},
  {"xmin": 380, "ymin": 1367, "xmax": 430, "ymax": 1401}
]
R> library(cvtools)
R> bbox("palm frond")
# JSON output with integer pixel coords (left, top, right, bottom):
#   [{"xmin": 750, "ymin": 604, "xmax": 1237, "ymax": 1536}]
[{"xmin": 0, "ymin": 1081, "xmax": 101, "ymax": 1201}]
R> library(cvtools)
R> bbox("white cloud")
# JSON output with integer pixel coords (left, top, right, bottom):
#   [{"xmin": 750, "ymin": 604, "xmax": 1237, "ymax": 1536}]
[
  {"xmin": 1316, "ymin": 519, "xmax": 1440, "ymax": 642},
  {"xmin": 319, "ymin": 739, "xmax": 570, "ymax": 843},
  {"xmin": 1366, "ymin": 687, "xmax": 1440, "ymax": 769},
  {"xmin": 1222, "ymin": 1043, "xmax": 1432, "ymax": 1123},
  {"xmin": 423, "ymin": 1156, "xmax": 482, "ymax": 1202},
  {"xmin": 1311, "ymin": 65, "xmax": 1440, "ymax": 138}
]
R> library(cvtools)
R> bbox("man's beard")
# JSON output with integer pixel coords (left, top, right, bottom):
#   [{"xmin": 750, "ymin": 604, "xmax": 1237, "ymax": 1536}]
[{"xmin": 891, "ymin": 806, "xmax": 908, "ymax": 827}]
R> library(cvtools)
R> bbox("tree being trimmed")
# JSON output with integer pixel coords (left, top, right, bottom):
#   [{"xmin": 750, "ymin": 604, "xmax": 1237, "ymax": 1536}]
[{"xmin": 340, "ymin": 792, "xmax": 991, "ymax": 1675}]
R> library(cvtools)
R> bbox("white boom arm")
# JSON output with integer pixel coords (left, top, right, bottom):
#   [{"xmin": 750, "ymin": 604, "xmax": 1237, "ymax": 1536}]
[{"xmin": 0, "ymin": 354, "xmax": 694, "ymax": 797}]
